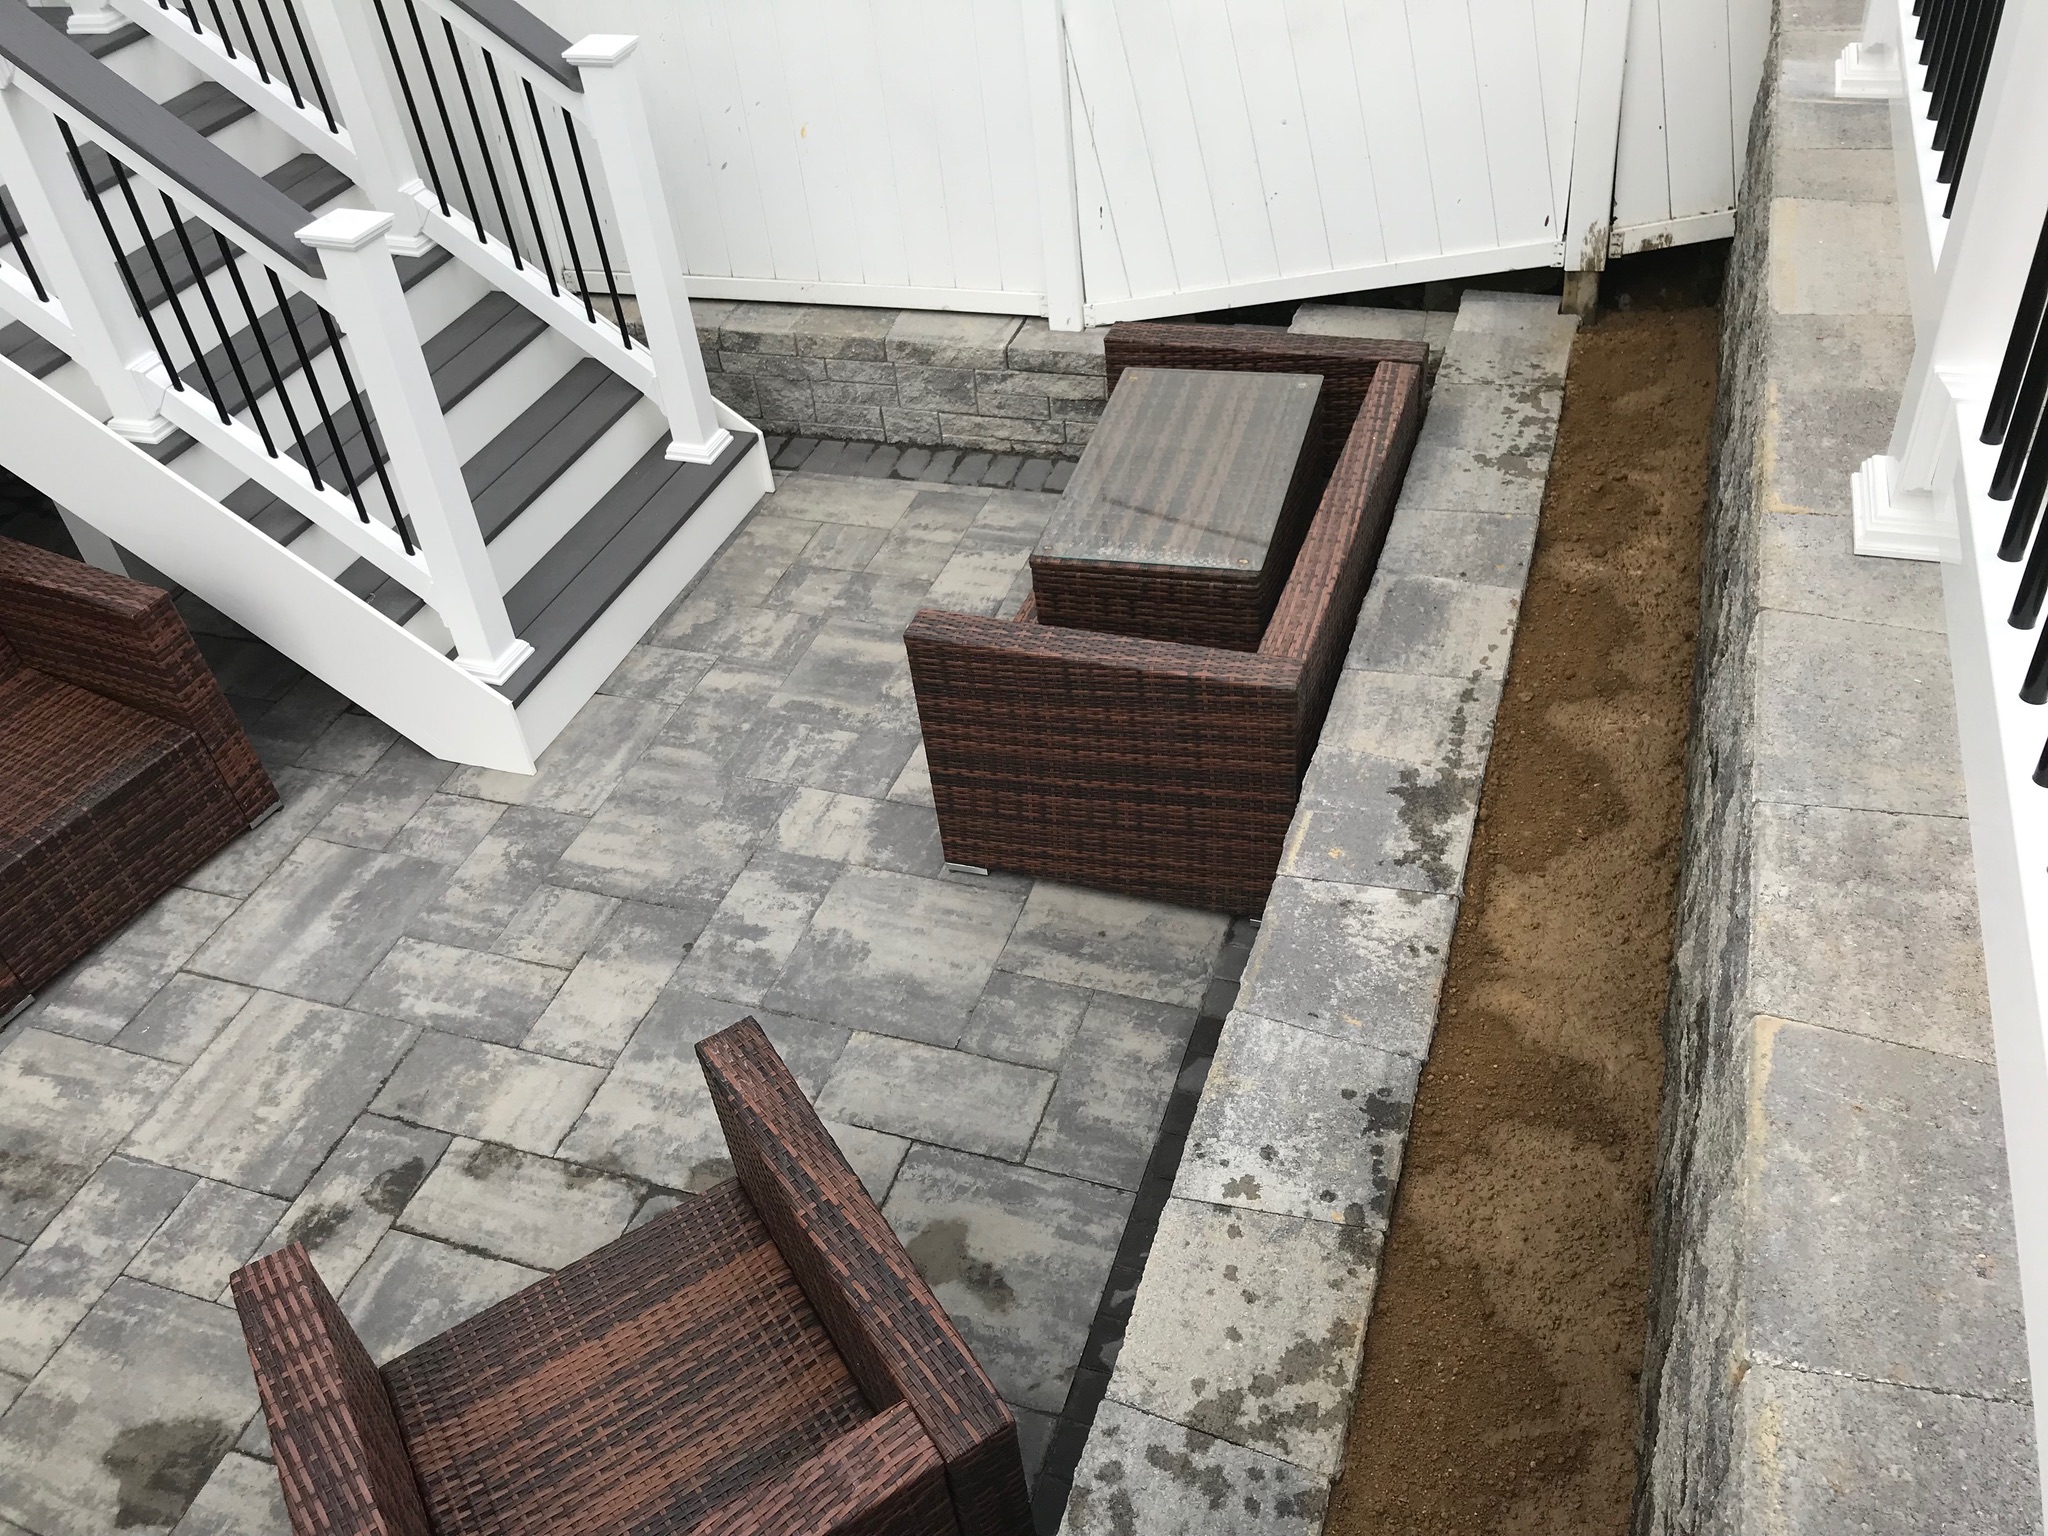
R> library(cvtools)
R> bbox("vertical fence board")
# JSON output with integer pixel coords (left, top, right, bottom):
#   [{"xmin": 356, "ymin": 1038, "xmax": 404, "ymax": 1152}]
[
  {"xmin": 1227, "ymin": 0, "xmax": 1335, "ymax": 278},
  {"xmin": 1658, "ymin": 0, "xmax": 1734, "ymax": 218},
  {"xmin": 1470, "ymin": 0, "xmax": 1560, "ymax": 244},
  {"xmin": 1343, "ymin": 0, "xmax": 1440, "ymax": 262}
]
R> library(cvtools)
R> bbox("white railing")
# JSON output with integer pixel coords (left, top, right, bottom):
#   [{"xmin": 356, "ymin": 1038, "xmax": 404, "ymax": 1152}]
[{"xmin": 1841, "ymin": 0, "xmax": 2048, "ymax": 1504}]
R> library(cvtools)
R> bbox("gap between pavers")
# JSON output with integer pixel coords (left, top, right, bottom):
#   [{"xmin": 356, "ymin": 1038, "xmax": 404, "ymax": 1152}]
[{"xmin": 1057, "ymin": 291, "xmax": 1577, "ymax": 1535}]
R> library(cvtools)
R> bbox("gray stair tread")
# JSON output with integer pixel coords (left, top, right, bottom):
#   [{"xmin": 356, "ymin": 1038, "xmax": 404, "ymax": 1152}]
[
  {"xmin": 32, "ymin": 7, "xmax": 145, "ymax": 56},
  {"xmin": 498, "ymin": 432, "xmax": 755, "ymax": 703},
  {"xmin": 467, "ymin": 359, "xmax": 639, "ymax": 539},
  {"xmin": 424, "ymin": 291, "xmax": 546, "ymax": 411},
  {"xmin": 1, "ymin": 321, "xmax": 67, "ymax": 380}
]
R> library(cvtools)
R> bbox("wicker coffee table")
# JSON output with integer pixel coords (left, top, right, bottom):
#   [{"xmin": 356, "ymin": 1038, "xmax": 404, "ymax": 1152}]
[{"xmin": 1028, "ymin": 365, "xmax": 1325, "ymax": 651}]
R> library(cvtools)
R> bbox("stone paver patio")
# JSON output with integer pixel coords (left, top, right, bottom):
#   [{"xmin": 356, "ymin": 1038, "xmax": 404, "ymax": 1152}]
[{"xmin": 0, "ymin": 468, "xmax": 1246, "ymax": 1536}]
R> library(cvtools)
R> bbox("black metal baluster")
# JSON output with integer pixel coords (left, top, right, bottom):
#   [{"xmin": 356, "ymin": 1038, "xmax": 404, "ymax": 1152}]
[
  {"xmin": 1985, "ymin": 212, "xmax": 2048, "ymax": 448},
  {"xmin": 369, "ymin": 0, "xmax": 442, "ymax": 210},
  {"xmin": 563, "ymin": 112, "xmax": 629, "ymax": 346},
  {"xmin": 2021, "ymin": 620, "xmax": 2048, "ymax": 704},
  {"xmin": 1927, "ymin": 0, "xmax": 1977, "ymax": 141},
  {"xmin": 217, "ymin": 231, "xmax": 301, "ymax": 463},
  {"xmin": 317, "ymin": 312, "xmax": 413, "ymax": 552},
  {"xmin": 179, "ymin": 0, "xmax": 202, "ymax": 36},
  {"xmin": 1941, "ymin": 0, "xmax": 2005, "ymax": 211},
  {"xmin": 2008, "ymin": 440, "xmax": 2048, "ymax": 625},
  {"xmin": 443, "ymin": 21, "xmax": 520, "ymax": 266},
  {"xmin": 2002, "ymin": 401, "xmax": 2048, "ymax": 565},
  {"xmin": 281, "ymin": 0, "xmax": 337, "ymax": 132},
  {"xmin": 226, "ymin": 0, "xmax": 271, "ymax": 83},
  {"xmin": 253, "ymin": 0, "xmax": 302, "ymax": 106},
  {"xmin": 485, "ymin": 53, "xmax": 554, "ymax": 294},
  {"xmin": 111, "ymin": 166, "xmax": 214, "ymax": 415},
  {"xmin": 203, "ymin": 0, "xmax": 238, "ymax": 58},
  {"xmin": 176, "ymin": 214, "xmax": 272, "ymax": 451},
  {"xmin": 0, "ymin": 196, "xmax": 48, "ymax": 304},
  {"xmin": 270, "ymin": 269, "xmax": 368, "ymax": 521},
  {"xmin": 57, "ymin": 120, "xmax": 179, "ymax": 389},
  {"xmin": 527, "ymin": 81, "xmax": 593, "ymax": 323},
  {"xmin": 402, "ymin": 0, "xmax": 480, "ymax": 227},
  {"xmin": 158, "ymin": 192, "xmax": 237, "ymax": 424}
]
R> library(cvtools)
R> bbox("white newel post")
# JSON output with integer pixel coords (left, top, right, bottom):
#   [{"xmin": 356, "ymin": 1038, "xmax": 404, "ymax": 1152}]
[
  {"xmin": 295, "ymin": 0, "xmax": 430, "ymax": 251},
  {"xmin": 0, "ymin": 74, "xmax": 170, "ymax": 439},
  {"xmin": 1837, "ymin": 0, "xmax": 1905, "ymax": 98},
  {"xmin": 563, "ymin": 35, "xmax": 730, "ymax": 465},
  {"xmin": 299, "ymin": 208, "xmax": 531, "ymax": 683}
]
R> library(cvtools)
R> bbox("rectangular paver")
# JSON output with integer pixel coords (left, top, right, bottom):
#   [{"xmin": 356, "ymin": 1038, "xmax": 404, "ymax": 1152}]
[
  {"xmin": 370, "ymin": 1032, "xmax": 603, "ymax": 1157},
  {"xmin": 815, "ymin": 1033, "xmax": 1052, "ymax": 1160}
]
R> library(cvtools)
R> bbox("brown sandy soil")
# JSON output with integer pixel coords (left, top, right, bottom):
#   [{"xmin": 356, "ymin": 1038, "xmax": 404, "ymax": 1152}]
[{"xmin": 1323, "ymin": 307, "xmax": 1717, "ymax": 1536}]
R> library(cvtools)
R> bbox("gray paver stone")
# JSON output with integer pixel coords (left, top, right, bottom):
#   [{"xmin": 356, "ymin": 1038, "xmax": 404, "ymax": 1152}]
[
  {"xmin": 957, "ymin": 970, "xmax": 1096, "ymax": 1070},
  {"xmin": 338, "ymin": 1230, "xmax": 542, "ymax": 1364},
  {"xmin": 0, "ymin": 1029, "xmax": 181, "ymax": 1242},
  {"xmin": 1375, "ymin": 508, "xmax": 1539, "ymax": 590},
  {"xmin": 671, "ymin": 851, "xmax": 841, "ymax": 1008},
  {"xmin": 350, "ymin": 938, "xmax": 566, "ymax": 1046},
  {"xmin": 313, "ymin": 741, "xmax": 454, "ymax": 850},
  {"xmin": 522, "ymin": 900, "xmax": 697, "ymax": 1066},
  {"xmin": 26, "ymin": 889, "xmax": 239, "ymax": 1043},
  {"xmin": 257, "ymin": 1116, "xmax": 448, "ymax": 1296},
  {"xmin": 128, "ymin": 1180, "xmax": 286, "ymax": 1301},
  {"xmin": 1346, "ymin": 574, "xmax": 1519, "ymax": 682},
  {"xmin": 171, "ymin": 1453, "xmax": 285, "ymax": 1536},
  {"xmin": 399, "ymin": 1139, "xmax": 639, "ymax": 1271},
  {"xmin": 404, "ymin": 806, "xmax": 589, "ymax": 951},
  {"xmin": 1028, "ymin": 994, "xmax": 1197, "ymax": 1190},
  {"xmin": 371, "ymin": 1032, "xmax": 604, "ymax": 1157},
  {"xmin": 1064, "ymin": 1399, "xmax": 1328, "ymax": 1535},
  {"xmin": 815, "ymin": 1033, "xmax": 1052, "ymax": 1160},
  {"xmin": 997, "ymin": 885, "xmax": 1225, "ymax": 1010}
]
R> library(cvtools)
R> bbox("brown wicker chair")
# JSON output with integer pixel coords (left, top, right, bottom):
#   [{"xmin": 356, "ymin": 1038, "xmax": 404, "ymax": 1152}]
[
  {"xmin": 230, "ymin": 1018, "xmax": 1033, "ymax": 1536},
  {"xmin": 0, "ymin": 535, "xmax": 277, "ymax": 1016},
  {"xmin": 903, "ymin": 324, "xmax": 1427, "ymax": 916}
]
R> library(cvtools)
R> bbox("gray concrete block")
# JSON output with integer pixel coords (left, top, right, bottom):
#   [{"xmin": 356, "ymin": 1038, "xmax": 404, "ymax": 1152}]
[
  {"xmin": 313, "ymin": 741, "xmax": 454, "ymax": 850},
  {"xmin": 887, "ymin": 310, "xmax": 1022, "ymax": 369},
  {"xmin": 770, "ymin": 788, "xmax": 943, "ymax": 877},
  {"xmin": 939, "ymin": 412, "xmax": 1065, "ymax": 448},
  {"xmin": 371, "ymin": 1032, "xmax": 604, "ymax": 1156},
  {"xmin": 1280, "ymin": 669, "xmax": 1500, "ymax": 893},
  {"xmin": 671, "ymin": 850, "xmax": 841, "ymax": 1008},
  {"xmin": 774, "ymin": 618, "xmax": 918, "ymax": 715},
  {"xmin": 1770, "ymin": 198, "xmax": 1912, "ymax": 317},
  {"xmin": 127, "ymin": 1179, "xmax": 285, "ymax": 1302},
  {"xmin": 404, "ymin": 805, "xmax": 589, "ymax": 952},
  {"xmin": 997, "ymin": 884, "xmax": 1226, "ymax": 1011},
  {"xmin": 792, "ymin": 305, "xmax": 898, "ymax": 361},
  {"xmin": 1752, "ymin": 803, "xmax": 1993, "ymax": 1060},
  {"xmin": 1112, "ymin": 1197, "xmax": 1378, "ymax": 1479},
  {"xmin": 1176, "ymin": 1011, "xmax": 1419, "ymax": 1227},
  {"xmin": 1777, "ymin": 146, "xmax": 1900, "ymax": 203},
  {"xmin": 169, "ymin": 1453, "xmax": 284, "ymax": 1536},
  {"xmin": 1290, "ymin": 303, "xmax": 1427, "ymax": 343},
  {"xmin": 658, "ymin": 596, "xmax": 820, "ymax": 671},
  {"xmin": 769, "ymin": 866, "xmax": 1024, "ymax": 1045},
  {"xmin": 1395, "ymin": 380, "xmax": 1562, "ymax": 518},
  {"xmin": 815, "ymin": 1032, "xmax": 1052, "ymax": 1159},
  {"xmin": 338, "ymin": 1230, "xmax": 541, "ymax": 1363},
  {"xmin": 600, "ymin": 644, "xmax": 715, "ymax": 704},
  {"xmin": 491, "ymin": 884, "xmax": 620, "ymax": 969},
  {"xmin": 1764, "ymin": 383, "xmax": 1899, "ymax": 516},
  {"xmin": 385, "ymin": 793, "xmax": 505, "ymax": 867},
  {"xmin": 1237, "ymin": 878, "xmax": 1456, "ymax": 1060},
  {"xmin": 1064, "ymin": 1399, "xmax": 1328, "ymax": 1535},
  {"xmin": 297, "ymin": 712, "xmax": 398, "ymax": 776},
  {"xmin": 1766, "ymin": 312, "xmax": 1918, "ymax": 396},
  {"xmin": 0, "ymin": 1156, "xmax": 193, "ymax": 1378},
  {"xmin": 1750, "ymin": 1017, "xmax": 2029, "ymax": 1399},
  {"xmin": 552, "ymin": 755, "xmax": 787, "ymax": 910},
  {"xmin": 1759, "ymin": 512, "xmax": 1945, "ymax": 629},
  {"xmin": 922, "ymin": 534, "xmax": 1037, "ymax": 615},
  {"xmin": 1438, "ymin": 328, "xmax": 1573, "ymax": 393},
  {"xmin": 1006, "ymin": 319, "xmax": 1108, "ymax": 376},
  {"xmin": 883, "ymin": 1145, "xmax": 1130, "ymax": 1413},
  {"xmin": 445, "ymin": 693, "xmax": 673, "ymax": 815},
  {"xmin": 190, "ymin": 839, "xmax": 452, "ymax": 1006},
  {"xmin": 687, "ymin": 297, "xmax": 736, "ymax": 351},
  {"xmin": 1753, "ymin": 609, "xmax": 1966, "ymax": 816},
  {"xmin": 521, "ymin": 900, "xmax": 696, "ymax": 1066},
  {"xmin": 718, "ymin": 302, "xmax": 807, "ymax": 356},
  {"xmin": 823, "ymin": 1120, "xmax": 908, "ymax": 1204},
  {"xmin": 399, "ymin": 1138, "xmax": 638, "ymax": 1270},
  {"xmin": 351, "ymin": 937, "xmax": 566, "ymax": 1045},
  {"xmin": 128, "ymin": 991, "xmax": 416, "ymax": 1196},
  {"xmin": 0, "ymin": 1029, "xmax": 182, "ymax": 1243},
  {"xmin": 182, "ymin": 766, "xmax": 353, "ymax": 900},
  {"xmin": 897, "ymin": 365, "xmax": 979, "ymax": 412},
  {"xmin": 1028, "ymin": 994, "xmax": 1197, "ymax": 1190},
  {"xmin": 0, "ymin": 1238, "xmax": 21, "ymax": 1285},
  {"xmin": 0, "ymin": 1279, "xmax": 254, "ymax": 1536},
  {"xmin": 1346, "ymin": 573, "xmax": 1519, "ymax": 682},
  {"xmin": 883, "ymin": 406, "xmax": 942, "ymax": 445},
  {"xmin": 26, "ymin": 888, "xmax": 239, "ymax": 1044},
  {"xmin": 888, "ymin": 743, "xmax": 935, "ymax": 808},
  {"xmin": 958, "ymin": 970, "xmax": 1095, "ymax": 1070},
  {"xmin": 256, "ymin": 1115, "xmax": 446, "ymax": 1297},
  {"xmin": 1375, "ymin": 507, "xmax": 1538, "ymax": 589},
  {"xmin": 823, "ymin": 358, "xmax": 897, "ymax": 385},
  {"xmin": 798, "ymin": 522, "xmax": 890, "ymax": 572},
  {"xmin": 109, "ymin": 975, "xmax": 256, "ymax": 1066},
  {"xmin": 1728, "ymin": 1363, "xmax": 2041, "ymax": 1534}
]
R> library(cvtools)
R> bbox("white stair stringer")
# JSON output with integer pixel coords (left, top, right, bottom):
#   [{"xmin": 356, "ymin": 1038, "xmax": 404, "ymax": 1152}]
[{"xmin": 0, "ymin": 349, "xmax": 536, "ymax": 771}]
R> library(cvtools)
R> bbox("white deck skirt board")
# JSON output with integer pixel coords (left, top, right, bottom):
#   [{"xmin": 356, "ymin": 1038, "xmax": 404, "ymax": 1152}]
[
  {"xmin": 518, "ymin": 0, "xmax": 1766, "ymax": 322},
  {"xmin": 1612, "ymin": 208, "xmax": 1738, "ymax": 257}
]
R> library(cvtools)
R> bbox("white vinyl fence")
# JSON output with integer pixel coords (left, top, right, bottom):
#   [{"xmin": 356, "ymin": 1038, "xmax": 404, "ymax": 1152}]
[{"xmin": 521, "ymin": 0, "xmax": 1768, "ymax": 328}]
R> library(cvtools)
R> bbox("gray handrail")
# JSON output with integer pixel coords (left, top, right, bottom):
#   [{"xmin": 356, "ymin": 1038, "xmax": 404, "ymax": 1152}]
[
  {"xmin": 0, "ymin": 0, "xmax": 319, "ymax": 273},
  {"xmin": 440, "ymin": 0, "xmax": 579, "ymax": 91}
]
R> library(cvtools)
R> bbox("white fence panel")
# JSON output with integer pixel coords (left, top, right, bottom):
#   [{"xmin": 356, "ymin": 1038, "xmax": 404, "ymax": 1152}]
[
  {"xmin": 520, "ymin": 0, "xmax": 1050, "ymax": 313},
  {"xmin": 1065, "ymin": 0, "xmax": 1581, "ymax": 324},
  {"xmin": 1610, "ymin": 0, "xmax": 1770, "ymax": 253}
]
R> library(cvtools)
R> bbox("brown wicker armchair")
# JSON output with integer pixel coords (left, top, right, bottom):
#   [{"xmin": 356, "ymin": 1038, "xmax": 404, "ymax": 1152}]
[
  {"xmin": 903, "ymin": 324, "xmax": 1426, "ymax": 916},
  {"xmin": 231, "ymin": 1019, "xmax": 1033, "ymax": 1536},
  {"xmin": 0, "ymin": 535, "xmax": 277, "ymax": 1016}
]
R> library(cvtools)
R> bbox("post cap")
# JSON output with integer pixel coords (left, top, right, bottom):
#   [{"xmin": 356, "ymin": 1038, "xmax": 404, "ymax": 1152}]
[
  {"xmin": 564, "ymin": 33, "xmax": 638, "ymax": 67},
  {"xmin": 296, "ymin": 208, "xmax": 397, "ymax": 252}
]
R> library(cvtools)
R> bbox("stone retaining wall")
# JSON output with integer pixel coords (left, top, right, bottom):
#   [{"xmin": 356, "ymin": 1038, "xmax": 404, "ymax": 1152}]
[
  {"xmin": 1059, "ymin": 291, "xmax": 1577, "ymax": 1533},
  {"xmin": 1634, "ymin": 14, "xmax": 2037, "ymax": 1536}
]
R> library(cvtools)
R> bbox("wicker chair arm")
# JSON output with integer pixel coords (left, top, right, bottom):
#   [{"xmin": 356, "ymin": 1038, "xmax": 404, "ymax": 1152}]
[
  {"xmin": 698, "ymin": 1020, "xmax": 1033, "ymax": 1536},
  {"xmin": 230, "ymin": 1244, "xmax": 434, "ymax": 1536},
  {"xmin": 0, "ymin": 536, "xmax": 275, "ymax": 823},
  {"xmin": 688, "ymin": 1403, "xmax": 957, "ymax": 1536}
]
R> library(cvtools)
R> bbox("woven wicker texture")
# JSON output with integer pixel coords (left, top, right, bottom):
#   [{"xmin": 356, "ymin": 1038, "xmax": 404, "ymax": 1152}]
[
  {"xmin": 233, "ymin": 1021, "xmax": 1033, "ymax": 1536},
  {"xmin": 700, "ymin": 1019, "xmax": 1033, "ymax": 1536},
  {"xmin": 903, "ymin": 327, "xmax": 1425, "ymax": 916},
  {"xmin": 0, "ymin": 536, "xmax": 276, "ymax": 1011}
]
